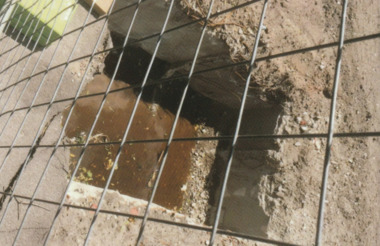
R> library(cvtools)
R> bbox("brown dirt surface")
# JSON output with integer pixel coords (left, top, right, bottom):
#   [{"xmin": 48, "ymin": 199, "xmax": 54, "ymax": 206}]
[
  {"xmin": 48, "ymin": 1, "xmax": 379, "ymax": 245},
  {"xmin": 182, "ymin": 0, "xmax": 380, "ymax": 245}
]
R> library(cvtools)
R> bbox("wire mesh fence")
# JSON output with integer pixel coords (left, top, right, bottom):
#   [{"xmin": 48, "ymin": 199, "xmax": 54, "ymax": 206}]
[{"xmin": 0, "ymin": 0, "xmax": 378, "ymax": 245}]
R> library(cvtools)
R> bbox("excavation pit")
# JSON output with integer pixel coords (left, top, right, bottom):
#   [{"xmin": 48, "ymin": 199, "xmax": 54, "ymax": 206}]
[
  {"xmin": 62, "ymin": 51, "xmax": 283, "ymax": 238},
  {"xmin": 62, "ymin": 74, "xmax": 196, "ymax": 210},
  {"xmin": 61, "ymin": 6, "xmax": 285, "ymax": 235}
]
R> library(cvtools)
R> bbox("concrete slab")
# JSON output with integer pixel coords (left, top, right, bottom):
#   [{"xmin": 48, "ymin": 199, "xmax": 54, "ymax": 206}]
[{"xmin": 0, "ymin": 2, "xmax": 110, "ymax": 245}]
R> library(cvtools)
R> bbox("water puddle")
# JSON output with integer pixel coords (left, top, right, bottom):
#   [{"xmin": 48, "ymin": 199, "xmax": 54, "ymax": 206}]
[{"xmin": 62, "ymin": 74, "xmax": 195, "ymax": 209}]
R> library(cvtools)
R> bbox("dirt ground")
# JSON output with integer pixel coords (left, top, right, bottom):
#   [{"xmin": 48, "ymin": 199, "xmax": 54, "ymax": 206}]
[
  {"xmin": 182, "ymin": 0, "xmax": 380, "ymax": 245},
  {"xmin": 0, "ymin": 0, "xmax": 378, "ymax": 245}
]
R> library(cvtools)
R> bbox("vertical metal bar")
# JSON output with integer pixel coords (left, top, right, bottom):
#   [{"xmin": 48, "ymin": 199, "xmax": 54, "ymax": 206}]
[
  {"xmin": 0, "ymin": 0, "xmax": 35, "ymax": 36},
  {"xmin": 0, "ymin": 1, "xmax": 74, "ymax": 139},
  {"xmin": 42, "ymin": 0, "xmax": 143, "ymax": 245},
  {"xmin": 0, "ymin": 0, "xmax": 57, "ymax": 116},
  {"xmin": 0, "ymin": 0, "xmax": 48, "ymax": 77},
  {"xmin": 135, "ymin": 1, "xmax": 215, "ymax": 245},
  {"xmin": 84, "ymin": 0, "xmax": 174, "ymax": 245},
  {"xmin": 9, "ymin": 1, "xmax": 146, "ymax": 240},
  {"xmin": 0, "ymin": 0, "xmax": 67, "ymax": 174},
  {"xmin": 209, "ymin": 0, "xmax": 268, "ymax": 244},
  {"xmin": 0, "ymin": 0, "xmax": 57, "ymax": 79},
  {"xmin": 0, "ymin": 0, "xmax": 65, "ymax": 233},
  {"xmin": 0, "ymin": 2, "xmax": 26, "ymax": 57},
  {"xmin": 0, "ymin": 0, "xmax": 18, "ymax": 35},
  {"xmin": 0, "ymin": 0, "xmax": 51, "ymax": 111},
  {"xmin": 11, "ymin": 0, "xmax": 121, "ymax": 242},
  {"xmin": 0, "ymin": 0, "xmax": 52, "ymax": 29},
  {"xmin": 0, "ymin": 0, "xmax": 50, "ymax": 67},
  {"xmin": 0, "ymin": 0, "xmax": 81, "ymax": 229},
  {"xmin": 315, "ymin": 1, "xmax": 348, "ymax": 245}
]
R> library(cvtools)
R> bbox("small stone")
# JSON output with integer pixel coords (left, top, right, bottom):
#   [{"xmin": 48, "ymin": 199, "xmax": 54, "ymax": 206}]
[
  {"xmin": 300, "ymin": 125, "xmax": 309, "ymax": 132},
  {"xmin": 294, "ymin": 142, "xmax": 302, "ymax": 147},
  {"xmin": 181, "ymin": 184, "xmax": 187, "ymax": 192},
  {"xmin": 277, "ymin": 190, "xmax": 285, "ymax": 198},
  {"xmin": 314, "ymin": 139, "xmax": 321, "ymax": 150}
]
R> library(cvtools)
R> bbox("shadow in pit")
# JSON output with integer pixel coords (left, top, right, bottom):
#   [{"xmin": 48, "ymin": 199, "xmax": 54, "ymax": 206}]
[
  {"xmin": 206, "ymin": 106, "xmax": 282, "ymax": 238},
  {"xmin": 101, "ymin": 33, "xmax": 283, "ymax": 238}
]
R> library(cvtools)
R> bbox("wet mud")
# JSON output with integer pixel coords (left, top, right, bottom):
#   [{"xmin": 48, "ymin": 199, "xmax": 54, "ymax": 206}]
[{"xmin": 62, "ymin": 74, "xmax": 195, "ymax": 209}]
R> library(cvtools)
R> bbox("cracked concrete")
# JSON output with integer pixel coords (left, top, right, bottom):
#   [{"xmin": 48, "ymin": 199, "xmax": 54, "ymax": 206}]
[{"xmin": 0, "ymin": 2, "xmax": 110, "ymax": 245}]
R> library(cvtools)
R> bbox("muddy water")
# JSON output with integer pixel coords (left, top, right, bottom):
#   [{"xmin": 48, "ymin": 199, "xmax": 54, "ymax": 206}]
[{"xmin": 62, "ymin": 74, "xmax": 195, "ymax": 209}]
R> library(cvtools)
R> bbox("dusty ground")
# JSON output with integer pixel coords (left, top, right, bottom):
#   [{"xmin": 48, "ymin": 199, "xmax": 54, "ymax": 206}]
[
  {"xmin": 0, "ymin": 0, "xmax": 378, "ymax": 245},
  {"xmin": 183, "ymin": 0, "xmax": 380, "ymax": 245}
]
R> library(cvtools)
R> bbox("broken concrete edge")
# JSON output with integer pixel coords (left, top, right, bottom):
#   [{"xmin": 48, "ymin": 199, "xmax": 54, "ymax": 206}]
[
  {"xmin": 66, "ymin": 181, "xmax": 198, "ymax": 225},
  {"xmin": 107, "ymin": 0, "xmax": 272, "ymax": 108},
  {"xmin": 82, "ymin": 0, "xmax": 113, "ymax": 16}
]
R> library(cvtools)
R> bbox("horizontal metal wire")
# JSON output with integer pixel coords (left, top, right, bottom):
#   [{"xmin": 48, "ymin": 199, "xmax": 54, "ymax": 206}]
[
  {"xmin": 0, "ymin": 0, "xmax": 118, "ymax": 61},
  {"xmin": 1, "ymin": 0, "xmax": 124, "ymax": 244},
  {"xmin": 0, "ymin": 0, "xmax": 84, "ymax": 236},
  {"xmin": 0, "ymin": 0, "xmax": 260, "ymax": 78},
  {"xmin": 0, "ymin": 0, "xmax": 39, "ymax": 28},
  {"xmin": 0, "ymin": 0, "xmax": 65, "ymax": 120},
  {"xmin": 0, "ymin": 0, "xmax": 377, "ymax": 245},
  {"xmin": 0, "ymin": 190, "xmax": 298, "ymax": 246},
  {"xmin": 208, "ymin": 0, "xmax": 272, "ymax": 243},
  {"xmin": 0, "ymin": 0, "xmax": 62, "ymax": 60},
  {"xmin": 135, "ymin": 0, "xmax": 216, "ymax": 243},
  {"xmin": 0, "ymin": 31, "xmax": 378, "ymax": 115},
  {"xmin": 0, "ymin": 131, "xmax": 378, "ymax": 150}
]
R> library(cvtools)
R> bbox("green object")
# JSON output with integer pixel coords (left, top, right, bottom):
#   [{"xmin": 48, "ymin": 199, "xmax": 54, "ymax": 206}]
[
  {"xmin": 2, "ymin": 0, "xmax": 76, "ymax": 46},
  {"xmin": 0, "ymin": 0, "xmax": 6, "ymax": 10}
]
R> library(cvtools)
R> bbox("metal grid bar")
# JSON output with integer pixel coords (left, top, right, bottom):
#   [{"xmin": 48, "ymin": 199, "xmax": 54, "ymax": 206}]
[
  {"xmin": 315, "ymin": 0, "xmax": 349, "ymax": 245},
  {"xmin": 0, "ymin": 0, "xmax": 49, "ymax": 76},
  {"xmin": 0, "ymin": 191, "xmax": 298, "ymax": 246},
  {"xmin": 0, "ymin": 0, "xmax": 377, "ymax": 245},
  {"xmin": 0, "ymin": 31, "xmax": 378, "ymax": 117},
  {"xmin": 0, "ymin": 0, "xmax": 38, "ymax": 44},
  {"xmin": 0, "ymin": 0, "xmax": 118, "ymax": 244},
  {"xmin": 209, "ymin": 0, "xmax": 268, "ymax": 243},
  {"xmin": 0, "ymin": 0, "xmax": 21, "ymax": 18},
  {"xmin": 0, "ymin": 0, "xmax": 53, "ymax": 65},
  {"xmin": 0, "ymin": 0, "xmax": 81, "ymax": 226},
  {"xmin": 0, "ymin": 0, "xmax": 39, "ymax": 32},
  {"xmin": 135, "ymin": 0, "xmax": 215, "ymax": 244},
  {"xmin": 0, "ymin": 0, "xmax": 259, "ymax": 78},
  {"xmin": 3, "ymin": 25, "xmax": 379, "ymax": 96},
  {"xmin": 0, "ymin": 1, "xmax": 76, "ymax": 60},
  {"xmin": 84, "ymin": 0, "xmax": 175, "ymax": 244},
  {"xmin": 0, "ymin": 131, "xmax": 378, "ymax": 151},
  {"xmin": 0, "ymin": 0, "xmax": 68, "ymax": 137},
  {"xmin": 0, "ymin": 0, "xmax": 68, "ymax": 173},
  {"xmin": 43, "ymin": 0, "xmax": 143, "ymax": 243},
  {"xmin": 0, "ymin": 0, "xmax": 142, "ymax": 77}
]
